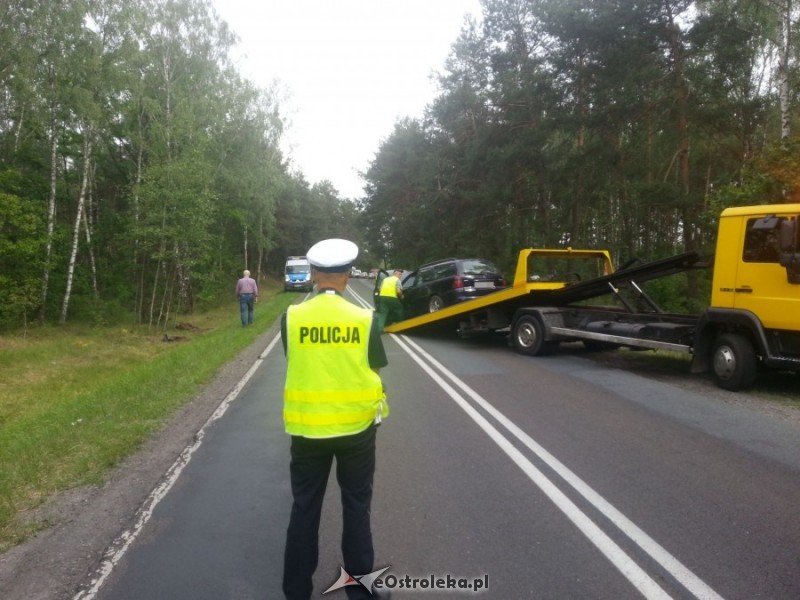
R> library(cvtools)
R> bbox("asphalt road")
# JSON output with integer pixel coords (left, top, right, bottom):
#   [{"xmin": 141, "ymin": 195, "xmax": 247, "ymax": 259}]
[{"xmin": 72, "ymin": 279, "xmax": 800, "ymax": 599}]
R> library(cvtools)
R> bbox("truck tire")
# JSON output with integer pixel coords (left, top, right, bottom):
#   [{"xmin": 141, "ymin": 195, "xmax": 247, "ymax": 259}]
[
  {"xmin": 512, "ymin": 315, "xmax": 558, "ymax": 356},
  {"xmin": 712, "ymin": 333, "xmax": 758, "ymax": 391}
]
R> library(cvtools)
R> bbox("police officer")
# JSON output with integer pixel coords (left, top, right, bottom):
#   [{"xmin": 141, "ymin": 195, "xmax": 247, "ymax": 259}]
[
  {"xmin": 281, "ymin": 238, "xmax": 389, "ymax": 600},
  {"xmin": 377, "ymin": 268, "xmax": 404, "ymax": 330}
]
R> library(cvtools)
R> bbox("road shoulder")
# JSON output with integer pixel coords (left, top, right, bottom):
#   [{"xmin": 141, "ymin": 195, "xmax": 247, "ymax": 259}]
[{"xmin": 0, "ymin": 323, "xmax": 282, "ymax": 600}]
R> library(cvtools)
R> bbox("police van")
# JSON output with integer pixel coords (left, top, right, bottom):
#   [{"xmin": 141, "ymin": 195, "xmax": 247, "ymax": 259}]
[{"xmin": 284, "ymin": 256, "xmax": 313, "ymax": 292}]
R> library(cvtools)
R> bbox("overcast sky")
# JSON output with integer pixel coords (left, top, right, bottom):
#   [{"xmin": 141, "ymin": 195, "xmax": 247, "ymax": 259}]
[{"xmin": 210, "ymin": 0, "xmax": 482, "ymax": 199}]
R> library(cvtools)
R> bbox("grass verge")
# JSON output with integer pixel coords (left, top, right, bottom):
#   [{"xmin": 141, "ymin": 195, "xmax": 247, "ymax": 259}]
[
  {"xmin": 0, "ymin": 283, "xmax": 296, "ymax": 552},
  {"xmin": 582, "ymin": 346, "xmax": 800, "ymax": 404}
]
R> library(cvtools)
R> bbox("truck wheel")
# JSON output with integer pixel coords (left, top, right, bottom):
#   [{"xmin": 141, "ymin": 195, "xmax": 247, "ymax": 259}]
[
  {"xmin": 712, "ymin": 333, "xmax": 757, "ymax": 391},
  {"xmin": 428, "ymin": 295, "xmax": 444, "ymax": 312},
  {"xmin": 512, "ymin": 315, "xmax": 557, "ymax": 356}
]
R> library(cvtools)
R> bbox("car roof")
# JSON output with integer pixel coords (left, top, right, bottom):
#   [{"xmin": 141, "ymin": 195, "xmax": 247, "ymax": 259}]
[
  {"xmin": 416, "ymin": 257, "xmax": 496, "ymax": 270},
  {"xmin": 416, "ymin": 258, "xmax": 458, "ymax": 269}
]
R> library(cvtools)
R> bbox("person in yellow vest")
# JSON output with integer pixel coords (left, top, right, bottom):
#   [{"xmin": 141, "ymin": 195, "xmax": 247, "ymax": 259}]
[
  {"xmin": 281, "ymin": 238, "xmax": 390, "ymax": 600},
  {"xmin": 377, "ymin": 268, "xmax": 404, "ymax": 330}
]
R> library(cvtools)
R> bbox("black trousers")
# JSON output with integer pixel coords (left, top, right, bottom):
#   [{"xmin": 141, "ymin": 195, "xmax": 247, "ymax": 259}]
[{"xmin": 283, "ymin": 426, "xmax": 377, "ymax": 600}]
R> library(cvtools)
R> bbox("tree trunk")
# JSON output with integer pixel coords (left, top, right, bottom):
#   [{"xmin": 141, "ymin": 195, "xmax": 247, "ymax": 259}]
[
  {"xmin": 243, "ymin": 223, "xmax": 249, "ymax": 269},
  {"xmin": 663, "ymin": 0, "xmax": 697, "ymax": 298},
  {"xmin": 39, "ymin": 120, "xmax": 59, "ymax": 324},
  {"xmin": 60, "ymin": 131, "xmax": 94, "ymax": 324},
  {"xmin": 148, "ymin": 257, "xmax": 162, "ymax": 330},
  {"xmin": 257, "ymin": 213, "xmax": 265, "ymax": 281},
  {"xmin": 176, "ymin": 243, "xmax": 193, "ymax": 314},
  {"xmin": 779, "ymin": 0, "xmax": 792, "ymax": 141},
  {"xmin": 82, "ymin": 203, "xmax": 99, "ymax": 300},
  {"xmin": 82, "ymin": 158, "xmax": 98, "ymax": 299},
  {"xmin": 133, "ymin": 106, "xmax": 147, "ymax": 323}
]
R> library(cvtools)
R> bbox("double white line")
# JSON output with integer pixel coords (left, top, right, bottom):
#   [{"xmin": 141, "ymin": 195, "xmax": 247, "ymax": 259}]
[{"xmin": 348, "ymin": 284, "xmax": 723, "ymax": 600}]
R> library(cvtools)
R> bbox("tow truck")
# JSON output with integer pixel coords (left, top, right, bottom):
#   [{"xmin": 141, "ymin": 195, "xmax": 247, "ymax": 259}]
[{"xmin": 384, "ymin": 204, "xmax": 800, "ymax": 391}]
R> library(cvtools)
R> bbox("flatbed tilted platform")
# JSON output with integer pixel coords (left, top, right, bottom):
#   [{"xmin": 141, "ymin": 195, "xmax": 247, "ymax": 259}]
[{"xmin": 384, "ymin": 249, "xmax": 704, "ymax": 335}]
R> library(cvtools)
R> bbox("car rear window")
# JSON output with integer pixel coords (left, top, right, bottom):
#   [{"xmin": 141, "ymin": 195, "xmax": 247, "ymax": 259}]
[{"xmin": 460, "ymin": 259, "xmax": 499, "ymax": 276}]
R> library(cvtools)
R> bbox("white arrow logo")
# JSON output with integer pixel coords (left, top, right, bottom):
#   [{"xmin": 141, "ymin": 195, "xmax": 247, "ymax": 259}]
[{"xmin": 323, "ymin": 565, "xmax": 391, "ymax": 595}]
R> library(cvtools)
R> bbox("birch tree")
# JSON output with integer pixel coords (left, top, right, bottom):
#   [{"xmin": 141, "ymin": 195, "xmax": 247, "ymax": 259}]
[
  {"xmin": 7, "ymin": 0, "xmax": 78, "ymax": 323},
  {"xmin": 776, "ymin": 0, "xmax": 794, "ymax": 140},
  {"xmin": 59, "ymin": 0, "xmax": 125, "ymax": 322},
  {"xmin": 60, "ymin": 132, "xmax": 94, "ymax": 323}
]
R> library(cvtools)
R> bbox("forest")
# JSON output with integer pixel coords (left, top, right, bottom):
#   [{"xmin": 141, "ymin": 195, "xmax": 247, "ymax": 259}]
[{"xmin": 1, "ymin": 0, "xmax": 798, "ymax": 330}]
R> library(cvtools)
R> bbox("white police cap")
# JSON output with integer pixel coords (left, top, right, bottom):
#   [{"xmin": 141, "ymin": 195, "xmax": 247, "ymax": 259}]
[{"xmin": 306, "ymin": 238, "xmax": 358, "ymax": 273}]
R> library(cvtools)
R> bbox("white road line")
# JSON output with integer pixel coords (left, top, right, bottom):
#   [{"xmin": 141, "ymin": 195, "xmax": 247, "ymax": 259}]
[
  {"xmin": 347, "ymin": 281, "xmax": 721, "ymax": 597},
  {"xmin": 399, "ymin": 335, "xmax": 724, "ymax": 600},
  {"xmin": 393, "ymin": 333, "xmax": 725, "ymax": 600},
  {"xmin": 73, "ymin": 333, "xmax": 283, "ymax": 600},
  {"xmin": 346, "ymin": 284, "xmax": 373, "ymax": 309}
]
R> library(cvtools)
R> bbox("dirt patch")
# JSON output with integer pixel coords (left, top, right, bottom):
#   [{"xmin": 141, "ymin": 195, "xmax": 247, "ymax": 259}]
[{"xmin": 580, "ymin": 346, "xmax": 800, "ymax": 428}]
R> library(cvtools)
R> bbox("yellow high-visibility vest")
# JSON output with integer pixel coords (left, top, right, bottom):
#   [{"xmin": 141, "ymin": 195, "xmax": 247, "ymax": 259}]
[
  {"xmin": 284, "ymin": 292, "xmax": 387, "ymax": 438},
  {"xmin": 379, "ymin": 275, "xmax": 399, "ymax": 298}
]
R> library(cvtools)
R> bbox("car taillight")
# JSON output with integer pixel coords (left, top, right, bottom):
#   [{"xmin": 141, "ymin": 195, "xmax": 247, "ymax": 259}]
[
  {"xmin": 500, "ymin": 278, "xmax": 507, "ymax": 287},
  {"xmin": 453, "ymin": 275, "xmax": 464, "ymax": 289}
]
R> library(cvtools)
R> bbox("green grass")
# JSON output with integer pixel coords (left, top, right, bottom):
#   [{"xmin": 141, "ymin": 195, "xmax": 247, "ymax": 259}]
[{"xmin": 0, "ymin": 284, "xmax": 296, "ymax": 551}]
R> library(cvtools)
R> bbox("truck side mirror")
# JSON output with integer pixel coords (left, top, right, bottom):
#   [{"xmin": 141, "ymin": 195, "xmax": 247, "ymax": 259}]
[
  {"xmin": 779, "ymin": 254, "xmax": 800, "ymax": 284},
  {"xmin": 779, "ymin": 217, "xmax": 797, "ymax": 251},
  {"xmin": 778, "ymin": 217, "xmax": 800, "ymax": 283}
]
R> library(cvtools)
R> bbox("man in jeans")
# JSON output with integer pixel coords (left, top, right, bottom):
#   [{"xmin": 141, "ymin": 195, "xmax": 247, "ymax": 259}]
[{"xmin": 235, "ymin": 269, "xmax": 258, "ymax": 326}]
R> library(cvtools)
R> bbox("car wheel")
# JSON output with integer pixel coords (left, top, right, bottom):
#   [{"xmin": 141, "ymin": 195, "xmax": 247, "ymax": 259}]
[
  {"xmin": 512, "ymin": 315, "xmax": 557, "ymax": 356},
  {"xmin": 428, "ymin": 295, "xmax": 444, "ymax": 312},
  {"xmin": 712, "ymin": 333, "xmax": 757, "ymax": 391}
]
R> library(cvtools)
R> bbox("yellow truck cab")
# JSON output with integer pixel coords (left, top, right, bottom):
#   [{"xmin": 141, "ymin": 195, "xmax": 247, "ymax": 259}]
[
  {"xmin": 711, "ymin": 204, "xmax": 800, "ymax": 326},
  {"xmin": 692, "ymin": 204, "xmax": 800, "ymax": 388}
]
